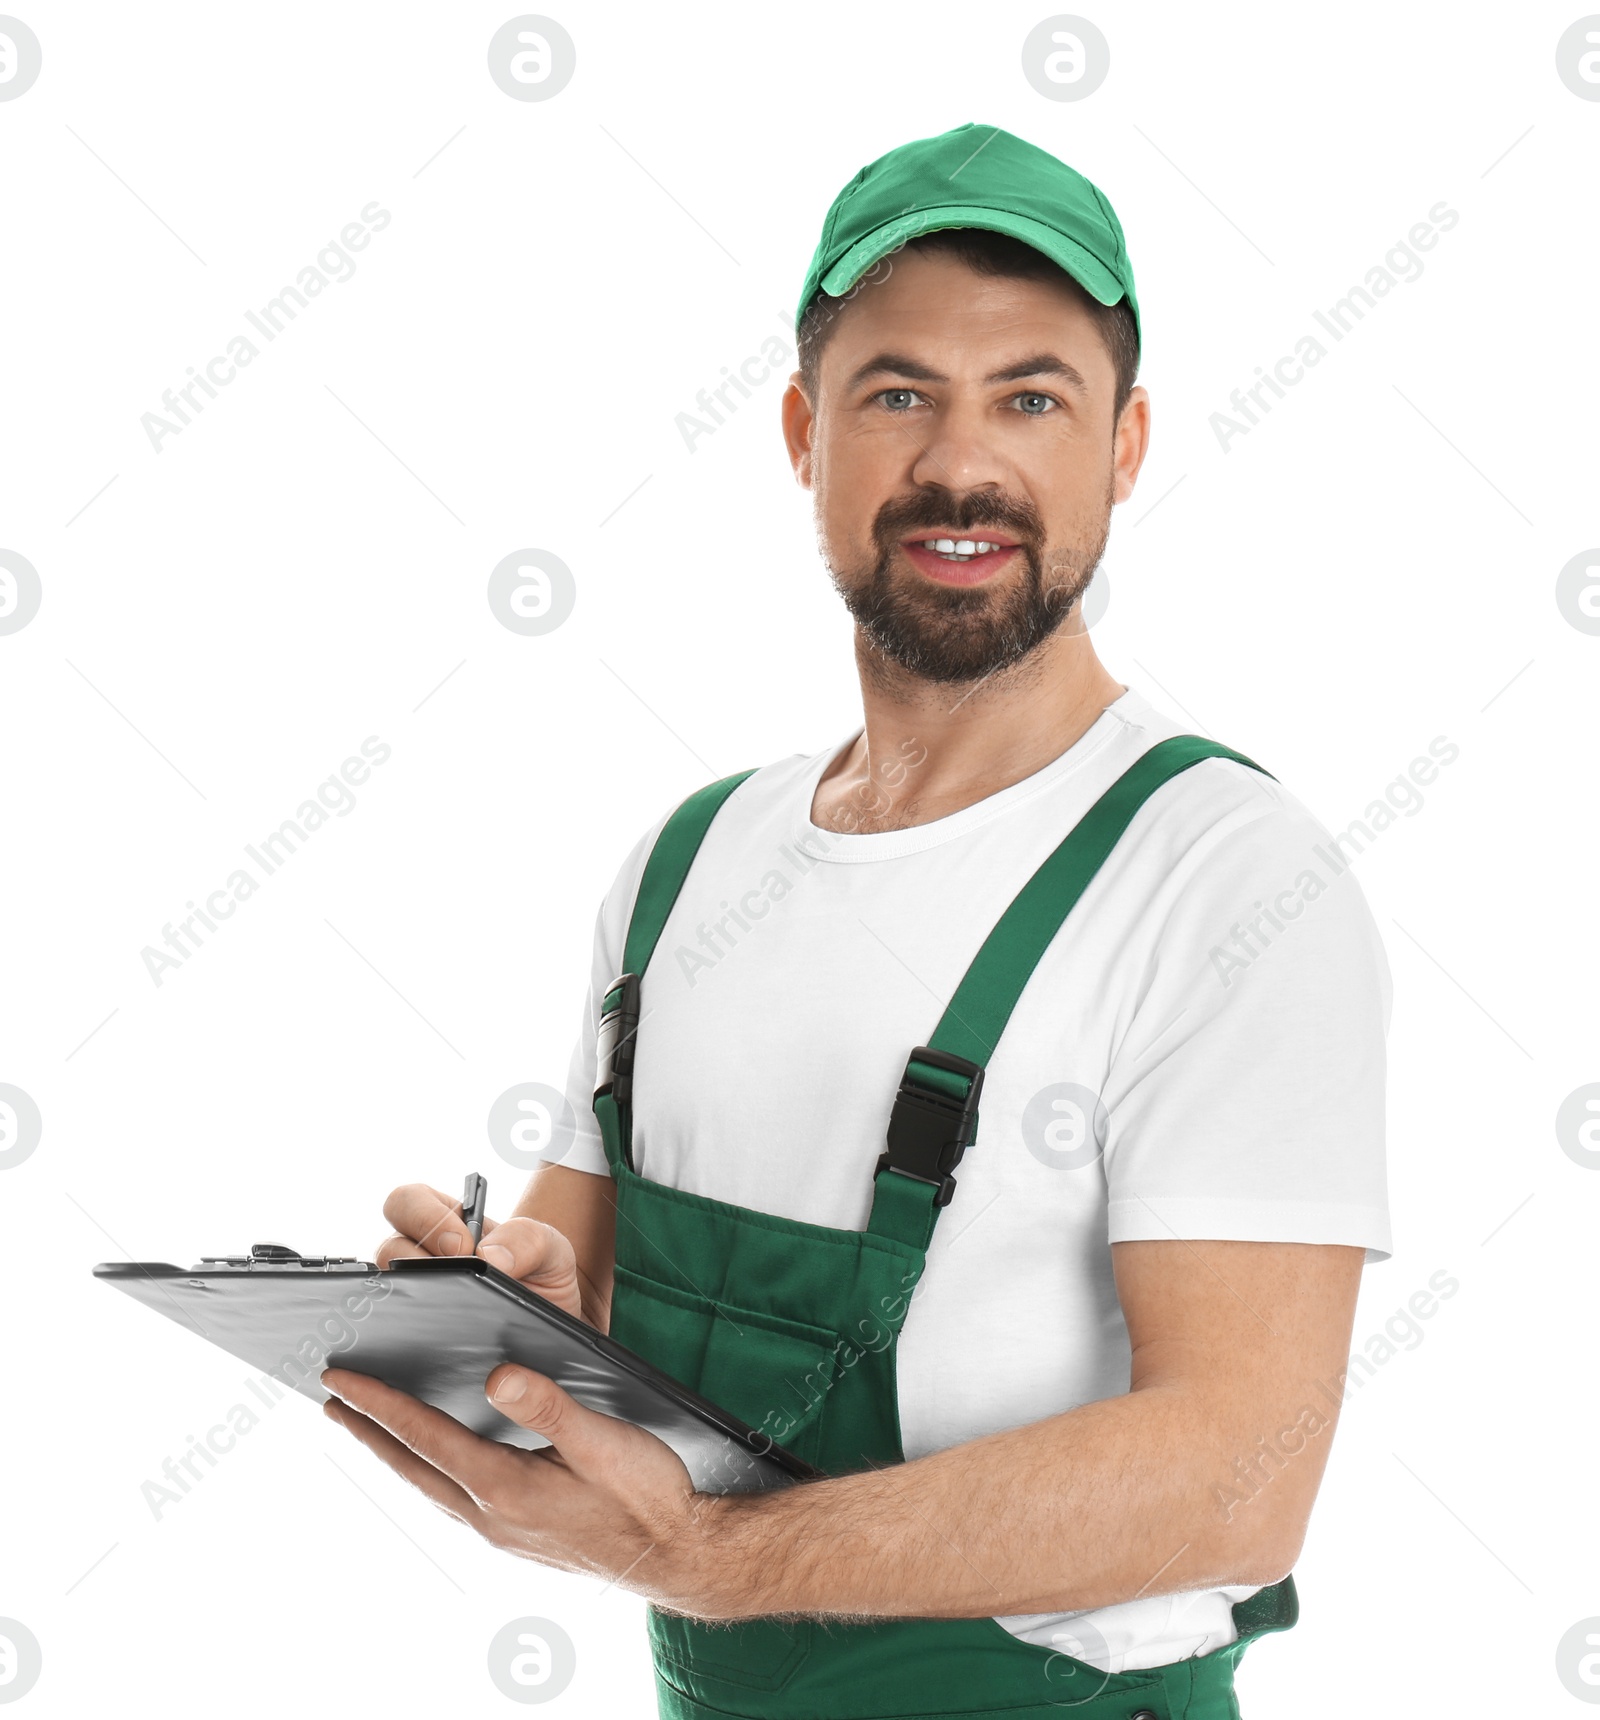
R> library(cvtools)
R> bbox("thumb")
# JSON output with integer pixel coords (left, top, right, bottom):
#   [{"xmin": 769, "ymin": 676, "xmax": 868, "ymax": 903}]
[
  {"xmin": 486, "ymin": 1366, "xmax": 616, "ymax": 1472},
  {"xmin": 485, "ymin": 1364, "xmax": 689, "ymax": 1491}
]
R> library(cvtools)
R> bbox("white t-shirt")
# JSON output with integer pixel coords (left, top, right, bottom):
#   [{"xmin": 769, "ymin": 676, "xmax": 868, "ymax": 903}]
[{"xmin": 559, "ymin": 687, "xmax": 1392, "ymax": 1672}]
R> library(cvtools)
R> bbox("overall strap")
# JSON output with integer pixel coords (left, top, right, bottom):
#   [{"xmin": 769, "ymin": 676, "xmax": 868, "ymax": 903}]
[
  {"xmin": 625, "ymin": 771, "xmax": 759, "ymax": 977},
  {"xmin": 594, "ymin": 769, "xmax": 756, "ymax": 1178},
  {"xmin": 866, "ymin": 735, "xmax": 1273, "ymax": 1250}
]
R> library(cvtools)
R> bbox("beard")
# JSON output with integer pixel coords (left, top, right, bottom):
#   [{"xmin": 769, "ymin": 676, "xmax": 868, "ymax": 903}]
[{"xmin": 825, "ymin": 481, "xmax": 1112, "ymax": 687}]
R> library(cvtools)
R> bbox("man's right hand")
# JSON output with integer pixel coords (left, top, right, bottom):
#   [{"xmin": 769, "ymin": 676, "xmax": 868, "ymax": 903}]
[{"xmin": 377, "ymin": 1183, "xmax": 591, "ymax": 1325}]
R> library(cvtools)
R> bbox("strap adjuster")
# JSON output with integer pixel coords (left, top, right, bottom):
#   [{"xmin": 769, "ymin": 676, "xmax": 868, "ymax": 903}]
[
  {"xmin": 594, "ymin": 973, "xmax": 641, "ymax": 1105},
  {"xmin": 874, "ymin": 1046, "xmax": 985, "ymax": 1207}
]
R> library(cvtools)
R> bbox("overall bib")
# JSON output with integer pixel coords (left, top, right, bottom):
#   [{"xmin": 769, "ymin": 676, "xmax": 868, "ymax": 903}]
[{"xmin": 593, "ymin": 736, "xmax": 1298, "ymax": 1720}]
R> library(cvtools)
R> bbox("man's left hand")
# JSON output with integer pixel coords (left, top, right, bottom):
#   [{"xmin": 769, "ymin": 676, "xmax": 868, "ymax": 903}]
[{"xmin": 321, "ymin": 1364, "xmax": 718, "ymax": 1609}]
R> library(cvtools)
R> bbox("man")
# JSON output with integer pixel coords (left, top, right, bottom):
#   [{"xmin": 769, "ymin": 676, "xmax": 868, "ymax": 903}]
[{"xmin": 324, "ymin": 124, "xmax": 1391, "ymax": 1719}]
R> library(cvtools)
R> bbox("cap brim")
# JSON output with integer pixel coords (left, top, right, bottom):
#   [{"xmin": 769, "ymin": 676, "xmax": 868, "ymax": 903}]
[{"xmin": 819, "ymin": 204, "xmax": 1126, "ymax": 309}]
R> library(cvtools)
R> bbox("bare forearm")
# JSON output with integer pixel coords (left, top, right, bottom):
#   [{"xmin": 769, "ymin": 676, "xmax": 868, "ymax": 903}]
[{"xmin": 687, "ymin": 1384, "xmax": 1324, "ymax": 1624}]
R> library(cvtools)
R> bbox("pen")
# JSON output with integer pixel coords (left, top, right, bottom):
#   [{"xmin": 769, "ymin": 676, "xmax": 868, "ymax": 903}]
[{"xmin": 461, "ymin": 1171, "xmax": 488, "ymax": 1250}]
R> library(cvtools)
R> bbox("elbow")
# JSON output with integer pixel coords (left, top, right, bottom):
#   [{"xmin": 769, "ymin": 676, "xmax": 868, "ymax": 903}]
[
  {"xmin": 1227, "ymin": 1516, "xmax": 1308, "ymax": 1590},
  {"xmin": 1237, "ymin": 1541, "xmax": 1299, "ymax": 1590},
  {"xmin": 1198, "ymin": 1488, "xmax": 1310, "ymax": 1590}
]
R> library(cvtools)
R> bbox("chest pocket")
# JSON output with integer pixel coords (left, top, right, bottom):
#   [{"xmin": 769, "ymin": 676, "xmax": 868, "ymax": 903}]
[
  {"xmin": 611, "ymin": 1265, "xmax": 843, "ymax": 1692},
  {"xmin": 610, "ymin": 1263, "xmax": 841, "ymax": 1470}
]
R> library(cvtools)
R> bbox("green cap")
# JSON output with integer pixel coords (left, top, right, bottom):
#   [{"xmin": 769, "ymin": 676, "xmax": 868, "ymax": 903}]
[{"xmin": 796, "ymin": 122, "xmax": 1139, "ymax": 350}]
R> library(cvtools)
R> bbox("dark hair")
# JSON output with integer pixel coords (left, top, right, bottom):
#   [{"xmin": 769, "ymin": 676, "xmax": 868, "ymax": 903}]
[{"xmin": 796, "ymin": 228, "xmax": 1140, "ymax": 425}]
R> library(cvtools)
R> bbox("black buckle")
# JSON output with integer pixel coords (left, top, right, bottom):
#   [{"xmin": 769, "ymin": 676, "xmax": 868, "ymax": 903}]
[
  {"xmin": 594, "ymin": 972, "xmax": 641, "ymax": 1105},
  {"xmin": 874, "ymin": 1046, "xmax": 985, "ymax": 1207}
]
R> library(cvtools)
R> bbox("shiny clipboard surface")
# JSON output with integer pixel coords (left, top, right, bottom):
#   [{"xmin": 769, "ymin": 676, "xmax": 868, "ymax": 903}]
[{"xmin": 94, "ymin": 1254, "xmax": 821, "ymax": 1494}]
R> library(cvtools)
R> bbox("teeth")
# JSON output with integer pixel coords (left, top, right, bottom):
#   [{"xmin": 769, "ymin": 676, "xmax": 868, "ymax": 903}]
[{"xmin": 916, "ymin": 537, "xmax": 1007, "ymax": 562}]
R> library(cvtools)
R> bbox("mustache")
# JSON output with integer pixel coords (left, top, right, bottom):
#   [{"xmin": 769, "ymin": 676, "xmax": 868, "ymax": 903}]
[{"xmin": 871, "ymin": 486, "xmax": 1046, "ymax": 551}]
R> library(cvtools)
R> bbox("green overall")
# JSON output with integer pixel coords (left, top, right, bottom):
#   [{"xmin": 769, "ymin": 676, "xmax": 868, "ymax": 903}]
[{"xmin": 593, "ymin": 736, "xmax": 1298, "ymax": 1720}]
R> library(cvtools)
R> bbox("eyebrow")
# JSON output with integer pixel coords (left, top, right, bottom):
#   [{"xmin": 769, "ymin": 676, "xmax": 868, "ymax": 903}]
[
  {"xmin": 986, "ymin": 353, "xmax": 1090, "ymax": 392},
  {"xmin": 844, "ymin": 351, "xmax": 1090, "ymax": 395}
]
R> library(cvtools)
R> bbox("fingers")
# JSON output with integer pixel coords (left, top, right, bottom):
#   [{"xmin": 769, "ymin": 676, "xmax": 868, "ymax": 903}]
[
  {"xmin": 323, "ymin": 1368, "xmax": 524, "ymax": 1507},
  {"xmin": 475, "ymin": 1218, "xmax": 585, "ymax": 1321},
  {"xmin": 373, "ymin": 1234, "xmax": 433, "ymax": 1269},
  {"xmin": 483, "ymin": 1365, "xmax": 607, "ymax": 1475},
  {"xmin": 323, "ymin": 1397, "xmax": 481, "ymax": 1523},
  {"xmin": 475, "ymin": 1215, "xmax": 573, "ymax": 1281},
  {"xmin": 380, "ymin": 1183, "xmax": 477, "ymax": 1260},
  {"xmin": 376, "ymin": 1189, "xmax": 587, "ymax": 1325},
  {"xmin": 485, "ymin": 1364, "xmax": 690, "ymax": 1497}
]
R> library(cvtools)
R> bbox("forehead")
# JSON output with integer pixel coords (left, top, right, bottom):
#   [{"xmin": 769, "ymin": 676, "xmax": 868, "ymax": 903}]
[{"xmin": 817, "ymin": 248, "xmax": 1112, "ymax": 383}]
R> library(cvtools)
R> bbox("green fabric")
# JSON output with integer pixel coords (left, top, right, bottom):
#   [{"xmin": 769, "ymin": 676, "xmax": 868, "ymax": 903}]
[
  {"xmin": 929, "ymin": 735, "xmax": 1271, "ymax": 1066},
  {"xmin": 860, "ymin": 1149, "xmax": 944, "ymax": 1251},
  {"xmin": 652, "ymin": 1599, "xmax": 1295, "ymax": 1720},
  {"xmin": 623, "ymin": 770, "xmax": 758, "ymax": 980},
  {"xmin": 597, "ymin": 737, "xmax": 1296, "ymax": 1719},
  {"xmin": 863, "ymin": 736, "xmax": 1270, "ymax": 1250},
  {"xmin": 903, "ymin": 1058, "xmax": 974, "ymax": 1101},
  {"xmin": 796, "ymin": 123, "xmax": 1142, "ymax": 348}
]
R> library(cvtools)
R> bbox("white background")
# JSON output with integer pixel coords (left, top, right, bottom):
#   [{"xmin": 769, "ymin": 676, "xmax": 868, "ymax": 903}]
[{"xmin": 2, "ymin": 0, "xmax": 1597, "ymax": 1714}]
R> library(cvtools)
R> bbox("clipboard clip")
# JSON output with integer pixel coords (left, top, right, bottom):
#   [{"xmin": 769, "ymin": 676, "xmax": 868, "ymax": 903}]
[{"xmin": 197, "ymin": 1243, "xmax": 367, "ymax": 1270}]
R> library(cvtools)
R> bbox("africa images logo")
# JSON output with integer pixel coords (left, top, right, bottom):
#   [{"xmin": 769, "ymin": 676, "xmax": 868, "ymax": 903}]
[
  {"xmin": 140, "ymin": 203, "xmax": 393, "ymax": 453},
  {"xmin": 140, "ymin": 737, "xmax": 392, "ymax": 986},
  {"xmin": 1209, "ymin": 202, "xmax": 1461, "ymax": 453}
]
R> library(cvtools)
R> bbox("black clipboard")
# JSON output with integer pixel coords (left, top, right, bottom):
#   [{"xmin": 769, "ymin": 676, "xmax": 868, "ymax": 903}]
[{"xmin": 95, "ymin": 1247, "xmax": 821, "ymax": 1494}]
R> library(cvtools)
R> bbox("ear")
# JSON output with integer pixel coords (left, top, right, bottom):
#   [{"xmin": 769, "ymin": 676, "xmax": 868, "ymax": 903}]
[
  {"xmin": 1111, "ymin": 385, "xmax": 1151, "ymax": 505},
  {"xmin": 781, "ymin": 373, "xmax": 817, "ymax": 490}
]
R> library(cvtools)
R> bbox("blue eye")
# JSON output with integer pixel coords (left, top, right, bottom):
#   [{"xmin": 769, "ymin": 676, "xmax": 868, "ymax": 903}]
[
  {"xmin": 1014, "ymin": 393, "xmax": 1055, "ymax": 415},
  {"xmin": 876, "ymin": 389, "xmax": 919, "ymax": 411}
]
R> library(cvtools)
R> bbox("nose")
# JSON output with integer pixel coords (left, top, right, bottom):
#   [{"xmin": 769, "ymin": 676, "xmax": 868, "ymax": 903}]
[{"xmin": 907, "ymin": 397, "xmax": 1015, "ymax": 496}]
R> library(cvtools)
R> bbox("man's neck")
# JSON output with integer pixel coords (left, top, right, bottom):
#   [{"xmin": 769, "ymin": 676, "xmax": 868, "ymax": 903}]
[{"xmin": 811, "ymin": 622, "xmax": 1126, "ymax": 835}]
